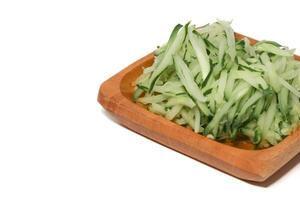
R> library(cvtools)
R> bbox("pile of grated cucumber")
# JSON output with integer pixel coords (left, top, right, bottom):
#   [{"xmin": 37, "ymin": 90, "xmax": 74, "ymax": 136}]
[{"xmin": 133, "ymin": 20, "xmax": 300, "ymax": 148}]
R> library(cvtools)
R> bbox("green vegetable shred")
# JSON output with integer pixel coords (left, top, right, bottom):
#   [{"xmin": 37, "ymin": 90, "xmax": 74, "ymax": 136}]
[{"xmin": 133, "ymin": 20, "xmax": 300, "ymax": 148}]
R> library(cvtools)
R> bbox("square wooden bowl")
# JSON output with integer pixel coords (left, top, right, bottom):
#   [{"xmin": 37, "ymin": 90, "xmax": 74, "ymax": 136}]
[{"xmin": 98, "ymin": 33, "xmax": 300, "ymax": 182}]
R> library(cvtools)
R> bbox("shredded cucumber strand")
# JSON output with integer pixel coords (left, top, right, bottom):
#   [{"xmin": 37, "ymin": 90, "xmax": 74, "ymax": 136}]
[
  {"xmin": 188, "ymin": 26, "xmax": 210, "ymax": 80},
  {"xmin": 173, "ymin": 54, "xmax": 206, "ymax": 102}
]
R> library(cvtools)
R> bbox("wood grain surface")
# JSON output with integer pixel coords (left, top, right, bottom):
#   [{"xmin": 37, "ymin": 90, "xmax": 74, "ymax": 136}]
[{"xmin": 98, "ymin": 33, "xmax": 300, "ymax": 182}]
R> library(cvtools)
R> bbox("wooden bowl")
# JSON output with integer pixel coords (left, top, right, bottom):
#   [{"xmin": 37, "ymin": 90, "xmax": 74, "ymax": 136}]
[{"xmin": 98, "ymin": 33, "xmax": 300, "ymax": 182}]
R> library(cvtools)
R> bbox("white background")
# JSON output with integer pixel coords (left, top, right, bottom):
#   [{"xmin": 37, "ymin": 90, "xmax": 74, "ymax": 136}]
[{"xmin": 1, "ymin": 0, "xmax": 300, "ymax": 199}]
